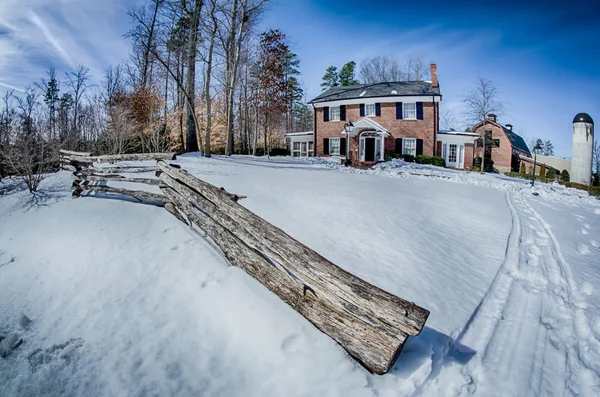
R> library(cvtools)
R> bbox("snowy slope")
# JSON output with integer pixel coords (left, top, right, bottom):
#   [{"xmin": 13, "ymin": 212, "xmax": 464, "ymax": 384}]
[{"xmin": 1, "ymin": 155, "xmax": 599, "ymax": 396}]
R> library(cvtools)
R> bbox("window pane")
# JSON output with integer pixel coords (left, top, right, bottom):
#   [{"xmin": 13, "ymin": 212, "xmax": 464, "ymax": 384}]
[
  {"xmin": 293, "ymin": 142, "xmax": 300, "ymax": 150},
  {"xmin": 330, "ymin": 137, "xmax": 340, "ymax": 155},
  {"xmin": 365, "ymin": 103, "xmax": 376, "ymax": 117},
  {"xmin": 308, "ymin": 142, "xmax": 313, "ymax": 151},
  {"xmin": 330, "ymin": 106, "xmax": 340, "ymax": 121},
  {"xmin": 403, "ymin": 103, "xmax": 416, "ymax": 119},
  {"xmin": 449, "ymin": 144, "xmax": 457, "ymax": 162},
  {"xmin": 402, "ymin": 138, "xmax": 416, "ymax": 156}
]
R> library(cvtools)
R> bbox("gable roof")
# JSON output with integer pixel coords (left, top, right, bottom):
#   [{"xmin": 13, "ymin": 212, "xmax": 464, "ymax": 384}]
[
  {"xmin": 473, "ymin": 120, "xmax": 531, "ymax": 156},
  {"xmin": 309, "ymin": 81, "xmax": 441, "ymax": 104},
  {"xmin": 502, "ymin": 127, "xmax": 531, "ymax": 156}
]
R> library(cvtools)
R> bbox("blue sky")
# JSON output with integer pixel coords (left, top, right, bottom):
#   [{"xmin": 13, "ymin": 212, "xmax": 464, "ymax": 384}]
[{"xmin": 1, "ymin": 0, "xmax": 598, "ymax": 157}]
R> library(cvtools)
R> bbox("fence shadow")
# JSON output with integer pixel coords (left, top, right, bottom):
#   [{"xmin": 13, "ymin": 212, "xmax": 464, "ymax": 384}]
[{"xmin": 388, "ymin": 326, "xmax": 476, "ymax": 379}]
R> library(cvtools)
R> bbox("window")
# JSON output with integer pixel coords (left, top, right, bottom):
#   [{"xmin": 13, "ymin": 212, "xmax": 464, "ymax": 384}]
[
  {"xmin": 402, "ymin": 138, "xmax": 416, "ymax": 156},
  {"xmin": 403, "ymin": 103, "xmax": 416, "ymax": 119},
  {"xmin": 448, "ymin": 144, "xmax": 457, "ymax": 163},
  {"xmin": 329, "ymin": 137, "xmax": 340, "ymax": 155},
  {"xmin": 308, "ymin": 142, "xmax": 314, "ymax": 157},
  {"xmin": 365, "ymin": 103, "xmax": 376, "ymax": 117},
  {"xmin": 292, "ymin": 142, "xmax": 301, "ymax": 157},
  {"xmin": 330, "ymin": 106, "xmax": 340, "ymax": 121}
]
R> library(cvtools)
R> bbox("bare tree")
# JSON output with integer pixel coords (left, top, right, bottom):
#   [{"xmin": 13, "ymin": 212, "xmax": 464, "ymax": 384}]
[
  {"xmin": 359, "ymin": 56, "xmax": 429, "ymax": 83},
  {"xmin": 593, "ymin": 140, "xmax": 600, "ymax": 177},
  {"xmin": 64, "ymin": 65, "xmax": 91, "ymax": 141},
  {"xmin": 404, "ymin": 57, "xmax": 429, "ymax": 81},
  {"xmin": 182, "ymin": 0, "xmax": 203, "ymax": 153},
  {"xmin": 202, "ymin": 0, "xmax": 219, "ymax": 157},
  {"xmin": 440, "ymin": 109, "xmax": 458, "ymax": 131},
  {"xmin": 463, "ymin": 77, "xmax": 504, "ymax": 173}
]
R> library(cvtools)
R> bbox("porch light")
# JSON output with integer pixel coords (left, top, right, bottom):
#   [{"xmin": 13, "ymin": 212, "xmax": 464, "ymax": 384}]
[
  {"xmin": 531, "ymin": 141, "xmax": 543, "ymax": 187},
  {"xmin": 344, "ymin": 120, "xmax": 354, "ymax": 167}
]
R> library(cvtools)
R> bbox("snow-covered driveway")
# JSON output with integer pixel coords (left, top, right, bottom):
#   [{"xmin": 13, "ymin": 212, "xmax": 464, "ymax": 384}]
[{"xmin": 1, "ymin": 155, "xmax": 599, "ymax": 396}]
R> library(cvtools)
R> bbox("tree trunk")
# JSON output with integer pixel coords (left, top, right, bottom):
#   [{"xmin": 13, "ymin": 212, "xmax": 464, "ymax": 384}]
[
  {"xmin": 184, "ymin": 0, "xmax": 203, "ymax": 153},
  {"xmin": 204, "ymin": 1, "xmax": 218, "ymax": 158}
]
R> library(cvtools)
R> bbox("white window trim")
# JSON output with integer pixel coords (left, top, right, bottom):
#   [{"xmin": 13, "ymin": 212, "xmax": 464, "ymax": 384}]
[
  {"xmin": 364, "ymin": 103, "xmax": 376, "ymax": 117},
  {"xmin": 329, "ymin": 137, "xmax": 341, "ymax": 155},
  {"xmin": 403, "ymin": 103, "xmax": 417, "ymax": 120},
  {"xmin": 402, "ymin": 138, "xmax": 417, "ymax": 156},
  {"xmin": 330, "ymin": 106, "xmax": 340, "ymax": 122}
]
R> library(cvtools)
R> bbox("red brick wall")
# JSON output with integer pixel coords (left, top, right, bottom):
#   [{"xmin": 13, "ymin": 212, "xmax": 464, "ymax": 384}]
[
  {"xmin": 472, "ymin": 122, "xmax": 513, "ymax": 172},
  {"xmin": 464, "ymin": 143, "xmax": 474, "ymax": 171},
  {"xmin": 314, "ymin": 101, "xmax": 438, "ymax": 159}
]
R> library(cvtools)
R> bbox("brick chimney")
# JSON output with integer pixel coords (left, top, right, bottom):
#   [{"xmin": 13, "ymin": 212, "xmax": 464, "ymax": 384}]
[
  {"xmin": 505, "ymin": 124, "xmax": 513, "ymax": 131},
  {"xmin": 487, "ymin": 114, "xmax": 497, "ymax": 123},
  {"xmin": 430, "ymin": 63, "xmax": 438, "ymax": 87}
]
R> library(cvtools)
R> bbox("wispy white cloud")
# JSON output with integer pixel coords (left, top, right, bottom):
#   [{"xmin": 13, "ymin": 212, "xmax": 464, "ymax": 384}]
[
  {"xmin": 0, "ymin": 81, "xmax": 25, "ymax": 92},
  {"xmin": 28, "ymin": 9, "xmax": 75, "ymax": 69}
]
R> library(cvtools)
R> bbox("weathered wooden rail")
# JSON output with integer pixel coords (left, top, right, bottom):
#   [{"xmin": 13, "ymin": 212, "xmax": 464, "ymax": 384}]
[
  {"xmin": 68, "ymin": 154, "xmax": 430, "ymax": 374},
  {"xmin": 59, "ymin": 149, "xmax": 176, "ymax": 171}
]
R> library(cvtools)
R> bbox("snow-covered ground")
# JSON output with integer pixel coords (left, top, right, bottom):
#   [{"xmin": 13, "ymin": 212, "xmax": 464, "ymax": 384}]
[{"xmin": 1, "ymin": 155, "xmax": 599, "ymax": 396}]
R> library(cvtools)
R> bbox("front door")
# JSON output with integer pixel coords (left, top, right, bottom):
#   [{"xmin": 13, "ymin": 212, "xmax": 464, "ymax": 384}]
[
  {"xmin": 365, "ymin": 138, "xmax": 376, "ymax": 162},
  {"xmin": 447, "ymin": 144, "xmax": 458, "ymax": 168}
]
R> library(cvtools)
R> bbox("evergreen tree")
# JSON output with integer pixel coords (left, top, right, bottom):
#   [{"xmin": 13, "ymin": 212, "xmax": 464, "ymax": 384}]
[
  {"xmin": 339, "ymin": 61, "xmax": 359, "ymax": 86},
  {"xmin": 42, "ymin": 67, "xmax": 60, "ymax": 139},
  {"xmin": 321, "ymin": 66, "xmax": 339, "ymax": 91},
  {"xmin": 292, "ymin": 102, "xmax": 312, "ymax": 132},
  {"xmin": 534, "ymin": 138, "xmax": 544, "ymax": 154},
  {"xmin": 520, "ymin": 161, "xmax": 526, "ymax": 174},
  {"xmin": 284, "ymin": 51, "xmax": 303, "ymax": 132},
  {"xmin": 543, "ymin": 140, "xmax": 554, "ymax": 156}
]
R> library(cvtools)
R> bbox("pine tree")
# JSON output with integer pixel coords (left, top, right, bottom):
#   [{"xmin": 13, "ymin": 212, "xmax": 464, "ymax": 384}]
[
  {"xmin": 339, "ymin": 61, "xmax": 359, "ymax": 86},
  {"xmin": 543, "ymin": 140, "xmax": 554, "ymax": 156},
  {"xmin": 520, "ymin": 161, "xmax": 526, "ymax": 174},
  {"xmin": 540, "ymin": 163, "xmax": 546, "ymax": 178},
  {"xmin": 321, "ymin": 66, "xmax": 339, "ymax": 91},
  {"xmin": 42, "ymin": 67, "xmax": 60, "ymax": 140}
]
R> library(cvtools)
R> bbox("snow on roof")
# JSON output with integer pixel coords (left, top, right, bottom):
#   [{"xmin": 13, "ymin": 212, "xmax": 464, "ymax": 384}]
[
  {"xmin": 285, "ymin": 131, "xmax": 313, "ymax": 136},
  {"xmin": 438, "ymin": 130, "xmax": 479, "ymax": 136}
]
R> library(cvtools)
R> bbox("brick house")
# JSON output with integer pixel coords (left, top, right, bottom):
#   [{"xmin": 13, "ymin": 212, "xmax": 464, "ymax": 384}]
[
  {"xmin": 308, "ymin": 64, "xmax": 441, "ymax": 164},
  {"xmin": 471, "ymin": 114, "xmax": 531, "ymax": 173}
]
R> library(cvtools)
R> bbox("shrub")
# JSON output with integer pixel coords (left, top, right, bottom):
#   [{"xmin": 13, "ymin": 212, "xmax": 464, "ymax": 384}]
[
  {"xmin": 547, "ymin": 168, "xmax": 557, "ymax": 179},
  {"xmin": 589, "ymin": 186, "xmax": 600, "ymax": 196},
  {"xmin": 560, "ymin": 169, "xmax": 570, "ymax": 182},
  {"xmin": 269, "ymin": 147, "xmax": 289, "ymax": 156},
  {"xmin": 473, "ymin": 157, "xmax": 494, "ymax": 172},
  {"xmin": 539, "ymin": 163, "xmax": 546, "ymax": 178},
  {"xmin": 415, "ymin": 155, "xmax": 446, "ymax": 167},
  {"xmin": 519, "ymin": 161, "xmax": 526, "ymax": 174},
  {"xmin": 385, "ymin": 153, "xmax": 403, "ymax": 162},
  {"xmin": 402, "ymin": 154, "xmax": 415, "ymax": 163},
  {"xmin": 471, "ymin": 166, "xmax": 481, "ymax": 172},
  {"xmin": 569, "ymin": 182, "xmax": 589, "ymax": 192}
]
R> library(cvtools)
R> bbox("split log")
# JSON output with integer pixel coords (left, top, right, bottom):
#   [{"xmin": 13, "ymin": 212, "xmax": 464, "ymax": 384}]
[
  {"xmin": 77, "ymin": 185, "xmax": 168, "ymax": 206},
  {"xmin": 59, "ymin": 149, "xmax": 92, "ymax": 157},
  {"xmin": 76, "ymin": 166, "xmax": 159, "ymax": 174},
  {"xmin": 162, "ymin": 185, "xmax": 408, "ymax": 373},
  {"xmin": 67, "ymin": 152, "xmax": 176, "ymax": 165},
  {"xmin": 157, "ymin": 161, "xmax": 430, "ymax": 374},
  {"xmin": 74, "ymin": 174, "xmax": 161, "ymax": 186}
]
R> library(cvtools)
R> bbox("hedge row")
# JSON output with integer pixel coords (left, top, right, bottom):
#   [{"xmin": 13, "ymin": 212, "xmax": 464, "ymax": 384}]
[
  {"xmin": 384, "ymin": 153, "xmax": 445, "ymax": 167},
  {"xmin": 505, "ymin": 172, "xmax": 600, "ymax": 197},
  {"xmin": 504, "ymin": 172, "xmax": 555, "ymax": 184}
]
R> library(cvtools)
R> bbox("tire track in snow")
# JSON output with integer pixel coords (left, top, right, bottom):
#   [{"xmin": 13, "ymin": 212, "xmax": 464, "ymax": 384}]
[{"xmin": 439, "ymin": 191, "xmax": 600, "ymax": 396}]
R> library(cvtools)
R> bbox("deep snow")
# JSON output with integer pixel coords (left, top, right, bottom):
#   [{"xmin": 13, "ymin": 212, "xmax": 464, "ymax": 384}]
[{"xmin": 1, "ymin": 155, "xmax": 599, "ymax": 396}]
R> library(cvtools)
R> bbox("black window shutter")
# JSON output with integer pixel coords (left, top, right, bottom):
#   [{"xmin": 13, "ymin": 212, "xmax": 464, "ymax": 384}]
[
  {"xmin": 395, "ymin": 138, "xmax": 403, "ymax": 154},
  {"xmin": 340, "ymin": 105, "xmax": 346, "ymax": 121},
  {"xmin": 416, "ymin": 102, "xmax": 424, "ymax": 120},
  {"xmin": 360, "ymin": 104, "xmax": 365, "ymax": 117},
  {"xmin": 323, "ymin": 138, "xmax": 329, "ymax": 155},
  {"xmin": 375, "ymin": 103, "xmax": 381, "ymax": 117},
  {"xmin": 416, "ymin": 139, "xmax": 424, "ymax": 155},
  {"xmin": 340, "ymin": 138, "xmax": 346, "ymax": 155},
  {"xmin": 323, "ymin": 107, "xmax": 330, "ymax": 122},
  {"xmin": 396, "ymin": 102, "xmax": 403, "ymax": 119}
]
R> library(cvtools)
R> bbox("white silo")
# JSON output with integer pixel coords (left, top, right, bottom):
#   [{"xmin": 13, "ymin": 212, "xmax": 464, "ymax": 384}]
[{"xmin": 571, "ymin": 113, "xmax": 594, "ymax": 185}]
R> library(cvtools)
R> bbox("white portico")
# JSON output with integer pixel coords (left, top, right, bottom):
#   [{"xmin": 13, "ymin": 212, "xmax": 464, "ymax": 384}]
[{"xmin": 341, "ymin": 118, "xmax": 390, "ymax": 163}]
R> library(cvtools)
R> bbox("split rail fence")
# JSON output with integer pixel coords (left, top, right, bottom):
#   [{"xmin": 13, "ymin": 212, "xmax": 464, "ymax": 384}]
[{"xmin": 63, "ymin": 149, "xmax": 430, "ymax": 374}]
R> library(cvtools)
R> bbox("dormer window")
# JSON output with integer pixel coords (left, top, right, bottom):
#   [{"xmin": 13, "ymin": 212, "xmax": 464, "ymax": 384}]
[
  {"xmin": 365, "ymin": 103, "xmax": 376, "ymax": 117},
  {"xmin": 330, "ymin": 106, "xmax": 340, "ymax": 121}
]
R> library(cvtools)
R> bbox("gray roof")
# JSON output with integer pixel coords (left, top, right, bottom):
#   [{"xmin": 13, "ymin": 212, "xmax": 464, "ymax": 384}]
[
  {"xmin": 308, "ymin": 81, "xmax": 441, "ymax": 104},
  {"xmin": 502, "ymin": 127, "xmax": 531, "ymax": 156}
]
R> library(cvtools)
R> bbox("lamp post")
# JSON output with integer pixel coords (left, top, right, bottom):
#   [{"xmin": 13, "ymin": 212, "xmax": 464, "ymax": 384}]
[
  {"xmin": 531, "ymin": 141, "xmax": 542, "ymax": 186},
  {"xmin": 343, "ymin": 120, "xmax": 354, "ymax": 167}
]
